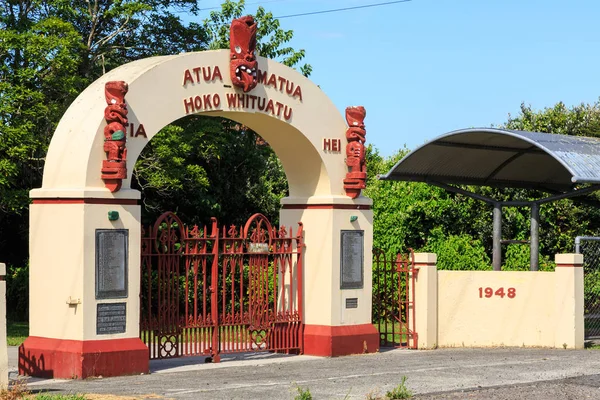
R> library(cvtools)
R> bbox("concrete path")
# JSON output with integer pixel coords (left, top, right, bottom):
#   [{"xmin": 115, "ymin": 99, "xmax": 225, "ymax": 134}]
[{"xmin": 8, "ymin": 346, "xmax": 600, "ymax": 399}]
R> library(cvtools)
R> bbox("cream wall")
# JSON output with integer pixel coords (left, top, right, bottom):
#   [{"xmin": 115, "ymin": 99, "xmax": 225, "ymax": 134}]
[
  {"xmin": 413, "ymin": 253, "xmax": 585, "ymax": 349},
  {"xmin": 437, "ymin": 270, "xmax": 556, "ymax": 347},
  {"xmin": 30, "ymin": 204, "xmax": 85, "ymax": 339}
]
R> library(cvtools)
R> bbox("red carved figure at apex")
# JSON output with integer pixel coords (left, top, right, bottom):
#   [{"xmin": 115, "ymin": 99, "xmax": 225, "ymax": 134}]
[
  {"xmin": 343, "ymin": 106, "xmax": 367, "ymax": 199},
  {"xmin": 101, "ymin": 81, "xmax": 129, "ymax": 192},
  {"xmin": 230, "ymin": 16, "xmax": 258, "ymax": 92}
]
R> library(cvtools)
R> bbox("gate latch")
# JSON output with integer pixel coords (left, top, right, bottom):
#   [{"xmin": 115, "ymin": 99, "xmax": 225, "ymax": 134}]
[{"xmin": 66, "ymin": 297, "xmax": 81, "ymax": 306}]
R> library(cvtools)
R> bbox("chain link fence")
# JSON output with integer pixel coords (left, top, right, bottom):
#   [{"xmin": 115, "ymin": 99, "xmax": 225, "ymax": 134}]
[{"xmin": 575, "ymin": 237, "xmax": 600, "ymax": 339}]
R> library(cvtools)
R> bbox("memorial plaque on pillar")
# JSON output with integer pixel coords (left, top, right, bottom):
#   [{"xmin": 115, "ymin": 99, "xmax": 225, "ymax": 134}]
[
  {"xmin": 340, "ymin": 230, "xmax": 364, "ymax": 289},
  {"xmin": 97, "ymin": 303, "xmax": 126, "ymax": 335},
  {"xmin": 95, "ymin": 229, "xmax": 128, "ymax": 299}
]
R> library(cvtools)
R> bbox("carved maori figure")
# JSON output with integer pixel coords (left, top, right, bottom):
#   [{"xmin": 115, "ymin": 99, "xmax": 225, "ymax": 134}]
[
  {"xmin": 343, "ymin": 106, "xmax": 367, "ymax": 199},
  {"xmin": 230, "ymin": 16, "xmax": 258, "ymax": 92},
  {"xmin": 101, "ymin": 81, "xmax": 129, "ymax": 192}
]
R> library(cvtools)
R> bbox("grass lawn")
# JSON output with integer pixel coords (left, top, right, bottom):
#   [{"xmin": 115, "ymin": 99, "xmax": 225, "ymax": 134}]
[
  {"xmin": 7, "ymin": 321, "xmax": 28, "ymax": 346},
  {"xmin": 374, "ymin": 321, "xmax": 410, "ymax": 344}
]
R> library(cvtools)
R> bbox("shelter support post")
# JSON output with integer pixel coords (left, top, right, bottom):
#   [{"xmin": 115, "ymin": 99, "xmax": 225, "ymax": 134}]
[
  {"xmin": 530, "ymin": 203, "xmax": 540, "ymax": 271},
  {"xmin": 492, "ymin": 202, "xmax": 502, "ymax": 271}
]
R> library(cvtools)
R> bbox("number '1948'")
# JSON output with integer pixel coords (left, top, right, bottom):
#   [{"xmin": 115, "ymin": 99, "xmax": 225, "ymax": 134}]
[{"xmin": 478, "ymin": 287, "xmax": 516, "ymax": 299}]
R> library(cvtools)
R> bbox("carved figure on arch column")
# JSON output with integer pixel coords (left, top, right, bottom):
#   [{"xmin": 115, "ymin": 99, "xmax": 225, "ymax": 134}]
[
  {"xmin": 230, "ymin": 16, "xmax": 258, "ymax": 92},
  {"xmin": 101, "ymin": 81, "xmax": 129, "ymax": 192},
  {"xmin": 343, "ymin": 106, "xmax": 367, "ymax": 199}
]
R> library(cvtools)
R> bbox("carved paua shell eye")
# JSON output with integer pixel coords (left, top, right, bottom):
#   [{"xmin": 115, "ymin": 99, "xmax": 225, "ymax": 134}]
[{"xmin": 235, "ymin": 46, "xmax": 242, "ymax": 54}]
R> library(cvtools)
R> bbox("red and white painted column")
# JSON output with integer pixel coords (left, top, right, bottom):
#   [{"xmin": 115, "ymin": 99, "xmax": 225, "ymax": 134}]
[
  {"xmin": 20, "ymin": 193, "xmax": 148, "ymax": 379},
  {"xmin": 280, "ymin": 197, "xmax": 379, "ymax": 357}
]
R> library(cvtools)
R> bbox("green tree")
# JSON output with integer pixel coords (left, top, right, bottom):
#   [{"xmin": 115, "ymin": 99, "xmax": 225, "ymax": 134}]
[
  {"xmin": 1, "ymin": 0, "xmax": 208, "ymax": 320},
  {"xmin": 368, "ymin": 99, "xmax": 600, "ymax": 272},
  {"xmin": 0, "ymin": 0, "xmax": 207, "ymax": 249},
  {"xmin": 0, "ymin": 0, "xmax": 309, "ymax": 319},
  {"xmin": 504, "ymin": 100, "xmax": 600, "ymax": 137},
  {"xmin": 365, "ymin": 145, "xmax": 489, "ymax": 262}
]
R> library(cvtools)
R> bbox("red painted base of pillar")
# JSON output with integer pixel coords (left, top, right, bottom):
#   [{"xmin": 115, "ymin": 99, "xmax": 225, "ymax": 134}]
[
  {"xmin": 303, "ymin": 324, "xmax": 379, "ymax": 357},
  {"xmin": 19, "ymin": 336, "xmax": 149, "ymax": 379}
]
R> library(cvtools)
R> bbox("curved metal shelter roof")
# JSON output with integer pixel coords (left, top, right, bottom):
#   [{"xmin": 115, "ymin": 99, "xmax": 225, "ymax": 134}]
[{"xmin": 380, "ymin": 128, "xmax": 600, "ymax": 192}]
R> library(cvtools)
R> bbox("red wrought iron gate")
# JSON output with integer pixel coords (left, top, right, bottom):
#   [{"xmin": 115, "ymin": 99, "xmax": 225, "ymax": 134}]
[
  {"xmin": 140, "ymin": 212, "xmax": 304, "ymax": 361},
  {"xmin": 372, "ymin": 249, "xmax": 418, "ymax": 349}
]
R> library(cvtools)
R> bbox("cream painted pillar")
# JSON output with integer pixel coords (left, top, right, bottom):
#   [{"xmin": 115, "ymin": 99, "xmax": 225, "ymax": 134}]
[
  {"xmin": 412, "ymin": 253, "xmax": 438, "ymax": 349},
  {"xmin": 20, "ymin": 189, "xmax": 148, "ymax": 379},
  {"xmin": 554, "ymin": 253, "xmax": 584, "ymax": 349},
  {"xmin": 0, "ymin": 263, "xmax": 7, "ymax": 387},
  {"xmin": 280, "ymin": 196, "xmax": 378, "ymax": 356}
]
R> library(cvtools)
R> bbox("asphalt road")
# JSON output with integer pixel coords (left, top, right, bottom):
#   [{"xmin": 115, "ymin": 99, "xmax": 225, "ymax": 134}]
[{"xmin": 9, "ymin": 346, "xmax": 600, "ymax": 399}]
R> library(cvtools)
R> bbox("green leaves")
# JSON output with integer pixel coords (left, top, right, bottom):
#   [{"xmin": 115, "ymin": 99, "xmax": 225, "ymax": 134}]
[
  {"xmin": 504, "ymin": 100, "xmax": 600, "ymax": 137},
  {"xmin": 0, "ymin": 1, "xmax": 209, "ymax": 313},
  {"xmin": 134, "ymin": 116, "xmax": 289, "ymax": 227}
]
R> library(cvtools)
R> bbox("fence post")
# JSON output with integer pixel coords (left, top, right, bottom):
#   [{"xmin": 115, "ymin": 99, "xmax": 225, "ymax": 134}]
[
  {"xmin": 0, "ymin": 263, "xmax": 7, "ymax": 387},
  {"xmin": 413, "ymin": 253, "xmax": 438, "ymax": 349},
  {"xmin": 554, "ymin": 254, "xmax": 584, "ymax": 349}
]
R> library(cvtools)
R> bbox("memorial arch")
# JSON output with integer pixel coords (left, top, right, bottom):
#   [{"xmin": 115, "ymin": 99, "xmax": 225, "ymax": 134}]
[{"xmin": 20, "ymin": 46, "xmax": 376, "ymax": 378}]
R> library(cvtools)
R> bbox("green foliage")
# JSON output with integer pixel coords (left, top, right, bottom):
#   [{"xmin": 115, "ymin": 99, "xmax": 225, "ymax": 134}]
[
  {"xmin": 502, "ymin": 244, "xmax": 555, "ymax": 271},
  {"xmin": 0, "ymin": 0, "xmax": 309, "ymax": 319},
  {"xmin": 6, "ymin": 264, "xmax": 28, "ymax": 321},
  {"xmin": 293, "ymin": 385, "xmax": 312, "ymax": 400},
  {"xmin": 584, "ymin": 269, "xmax": 600, "ymax": 313},
  {"xmin": 135, "ymin": 116, "xmax": 289, "ymax": 226},
  {"xmin": 422, "ymin": 228, "xmax": 491, "ymax": 271},
  {"xmin": 385, "ymin": 376, "xmax": 413, "ymax": 399},
  {"xmin": 0, "ymin": 0, "xmax": 209, "ymax": 318},
  {"xmin": 366, "ymin": 145, "xmax": 487, "ymax": 258},
  {"xmin": 33, "ymin": 394, "xmax": 86, "ymax": 400},
  {"xmin": 7, "ymin": 321, "xmax": 28, "ymax": 347},
  {"xmin": 504, "ymin": 100, "xmax": 600, "ymax": 137}
]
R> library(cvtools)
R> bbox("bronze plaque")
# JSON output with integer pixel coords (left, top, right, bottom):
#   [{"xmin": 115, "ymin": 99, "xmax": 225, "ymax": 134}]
[
  {"xmin": 96, "ymin": 229, "xmax": 128, "ymax": 299},
  {"xmin": 340, "ymin": 230, "xmax": 364, "ymax": 289},
  {"xmin": 97, "ymin": 302, "xmax": 126, "ymax": 335}
]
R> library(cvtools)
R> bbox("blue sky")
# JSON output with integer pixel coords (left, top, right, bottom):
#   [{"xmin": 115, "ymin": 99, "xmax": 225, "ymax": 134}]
[{"xmin": 196, "ymin": 0, "xmax": 600, "ymax": 157}]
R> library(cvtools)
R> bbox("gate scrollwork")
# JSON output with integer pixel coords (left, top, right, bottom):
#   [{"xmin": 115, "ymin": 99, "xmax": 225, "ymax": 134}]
[{"xmin": 140, "ymin": 212, "xmax": 304, "ymax": 360}]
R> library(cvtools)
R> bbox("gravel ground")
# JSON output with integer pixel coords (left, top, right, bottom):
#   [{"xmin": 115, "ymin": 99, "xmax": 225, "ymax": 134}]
[
  {"xmin": 10, "ymin": 347, "xmax": 600, "ymax": 399},
  {"xmin": 414, "ymin": 374, "xmax": 600, "ymax": 399}
]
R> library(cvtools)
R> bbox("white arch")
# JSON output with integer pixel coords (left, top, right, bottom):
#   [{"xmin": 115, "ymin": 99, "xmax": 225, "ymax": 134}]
[{"xmin": 35, "ymin": 50, "xmax": 350, "ymax": 201}]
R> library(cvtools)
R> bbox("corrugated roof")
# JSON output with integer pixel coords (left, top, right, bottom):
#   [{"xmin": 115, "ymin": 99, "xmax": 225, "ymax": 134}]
[{"xmin": 380, "ymin": 128, "xmax": 600, "ymax": 191}]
